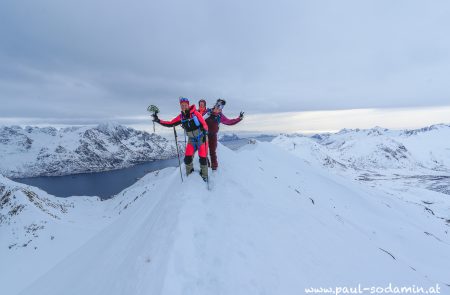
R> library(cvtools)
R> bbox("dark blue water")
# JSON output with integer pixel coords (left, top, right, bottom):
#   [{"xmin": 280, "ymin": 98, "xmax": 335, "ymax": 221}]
[
  {"xmin": 12, "ymin": 138, "xmax": 275, "ymax": 199},
  {"xmin": 13, "ymin": 158, "xmax": 179, "ymax": 199}
]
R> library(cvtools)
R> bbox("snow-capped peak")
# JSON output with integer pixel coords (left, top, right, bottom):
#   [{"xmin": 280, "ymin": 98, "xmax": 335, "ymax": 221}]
[
  {"xmin": 0, "ymin": 124, "xmax": 177, "ymax": 178},
  {"xmin": 96, "ymin": 121, "xmax": 126, "ymax": 135}
]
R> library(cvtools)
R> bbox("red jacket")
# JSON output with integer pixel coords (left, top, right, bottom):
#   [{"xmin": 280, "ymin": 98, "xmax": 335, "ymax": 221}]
[
  {"xmin": 198, "ymin": 107, "xmax": 208, "ymax": 116},
  {"xmin": 159, "ymin": 105, "xmax": 208, "ymax": 132}
]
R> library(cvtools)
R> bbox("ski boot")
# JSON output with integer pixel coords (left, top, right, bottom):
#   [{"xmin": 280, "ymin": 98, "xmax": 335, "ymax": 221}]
[
  {"xmin": 186, "ymin": 162, "xmax": 194, "ymax": 176},
  {"xmin": 200, "ymin": 164, "xmax": 208, "ymax": 182}
]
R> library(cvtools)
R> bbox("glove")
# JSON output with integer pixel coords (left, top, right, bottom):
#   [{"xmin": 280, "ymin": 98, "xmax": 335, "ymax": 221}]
[
  {"xmin": 202, "ymin": 130, "xmax": 208, "ymax": 143},
  {"xmin": 152, "ymin": 113, "xmax": 160, "ymax": 123},
  {"xmin": 239, "ymin": 111, "xmax": 244, "ymax": 120}
]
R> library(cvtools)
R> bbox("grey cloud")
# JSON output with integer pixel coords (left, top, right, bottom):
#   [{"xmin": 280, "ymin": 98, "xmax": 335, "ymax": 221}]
[{"xmin": 1, "ymin": 0, "xmax": 450, "ymax": 125}]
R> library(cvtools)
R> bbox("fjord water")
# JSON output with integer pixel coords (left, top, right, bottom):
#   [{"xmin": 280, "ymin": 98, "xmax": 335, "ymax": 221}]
[
  {"xmin": 13, "ymin": 158, "xmax": 179, "ymax": 199},
  {"xmin": 12, "ymin": 138, "xmax": 273, "ymax": 199}
]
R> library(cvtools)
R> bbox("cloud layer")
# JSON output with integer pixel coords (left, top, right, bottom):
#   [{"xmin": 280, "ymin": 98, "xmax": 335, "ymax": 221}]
[{"xmin": 1, "ymin": 0, "xmax": 450, "ymax": 123}]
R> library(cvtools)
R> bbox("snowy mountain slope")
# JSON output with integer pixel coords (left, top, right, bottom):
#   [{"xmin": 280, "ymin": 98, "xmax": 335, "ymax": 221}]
[
  {"xmin": 5, "ymin": 143, "xmax": 449, "ymax": 295},
  {"xmin": 1, "ymin": 174, "xmax": 73, "ymax": 250},
  {"xmin": 276, "ymin": 132, "xmax": 418, "ymax": 171},
  {"xmin": 0, "ymin": 167, "xmax": 198, "ymax": 295},
  {"xmin": 0, "ymin": 174, "xmax": 115, "ymax": 295},
  {"xmin": 398, "ymin": 124, "xmax": 450, "ymax": 171},
  {"xmin": 314, "ymin": 124, "xmax": 450, "ymax": 172},
  {"xmin": 0, "ymin": 122, "xmax": 177, "ymax": 178},
  {"xmin": 273, "ymin": 124, "xmax": 450, "ymax": 196},
  {"xmin": 273, "ymin": 134, "xmax": 347, "ymax": 170}
]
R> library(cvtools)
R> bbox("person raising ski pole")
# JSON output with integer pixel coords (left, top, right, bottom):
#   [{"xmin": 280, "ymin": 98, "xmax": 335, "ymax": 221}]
[
  {"xmin": 152, "ymin": 97, "xmax": 209, "ymax": 181},
  {"xmin": 205, "ymin": 98, "xmax": 244, "ymax": 170}
]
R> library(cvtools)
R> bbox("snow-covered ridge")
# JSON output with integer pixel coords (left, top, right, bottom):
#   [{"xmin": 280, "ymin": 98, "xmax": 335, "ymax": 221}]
[
  {"xmin": 0, "ymin": 123, "xmax": 177, "ymax": 178},
  {"xmin": 273, "ymin": 123, "xmax": 450, "ymax": 199},
  {"xmin": 0, "ymin": 173, "xmax": 118, "ymax": 294},
  {"xmin": 0, "ymin": 175, "xmax": 75, "ymax": 250},
  {"xmin": 274, "ymin": 123, "xmax": 450, "ymax": 173},
  {"xmin": 1, "ymin": 142, "xmax": 449, "ymax": 295}
]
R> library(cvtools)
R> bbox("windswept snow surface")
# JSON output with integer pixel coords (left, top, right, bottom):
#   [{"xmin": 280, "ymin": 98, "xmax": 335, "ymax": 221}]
[{"xmin": 1, "ymin": 142, "xmax": 449, "ymax": 295}]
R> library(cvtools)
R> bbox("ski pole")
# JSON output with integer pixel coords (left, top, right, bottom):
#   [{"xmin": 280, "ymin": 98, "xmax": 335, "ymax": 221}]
[{"xmin": 173, "ymin": 126, "xmax": 184, "ymax": 182}]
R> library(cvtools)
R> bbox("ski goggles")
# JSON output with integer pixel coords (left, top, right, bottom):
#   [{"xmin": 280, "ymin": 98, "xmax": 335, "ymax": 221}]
[
  {"xmin": 179, "ymin": 97, "xmax": 190, "ymax": 104},
  {"xmin": 213, "ymin": 103, "xmax": 224, "ymax": 110}
]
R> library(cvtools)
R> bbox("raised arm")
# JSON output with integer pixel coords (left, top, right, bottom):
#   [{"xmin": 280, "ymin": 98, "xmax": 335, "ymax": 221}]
[
  {"xmin": 158, "ymin": 114, "xmax": 182, "ymax": 127},
  {"xmin": 220, "ymin": 113, "xmax": 242, "ymax": 126}
]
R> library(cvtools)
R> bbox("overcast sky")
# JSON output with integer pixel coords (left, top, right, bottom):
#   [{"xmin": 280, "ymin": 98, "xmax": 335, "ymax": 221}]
[{"xmin": 1, "ymin": 0, "xmax": 449, "ymax": 132}]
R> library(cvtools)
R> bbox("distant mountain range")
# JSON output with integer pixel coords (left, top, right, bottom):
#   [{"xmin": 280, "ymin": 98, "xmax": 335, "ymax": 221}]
[
  {"xmin": 275, "ymin": 123, "xmax": 450, "ymax": 172},
  {"xmin": 219, "ymin": 133, "xmax": 276, "ymax": 142},
  {"xmin": 0, "ymin": 122, "xmax": 177, "ymax": 178},
  {"xmin": 273, "ymin": 123, "xmax": 450, "ymax": 196}
]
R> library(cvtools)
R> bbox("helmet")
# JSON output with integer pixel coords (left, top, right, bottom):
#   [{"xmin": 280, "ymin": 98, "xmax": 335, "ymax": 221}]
[{"xmin": 179, "ymin": 97, "xmax": 190, "ymax": 104}]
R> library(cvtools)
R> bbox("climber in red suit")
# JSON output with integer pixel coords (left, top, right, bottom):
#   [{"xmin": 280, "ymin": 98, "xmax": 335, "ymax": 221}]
[{"xmin": 152, "ymin": 97, "xmax": 209, "ymax": 180}]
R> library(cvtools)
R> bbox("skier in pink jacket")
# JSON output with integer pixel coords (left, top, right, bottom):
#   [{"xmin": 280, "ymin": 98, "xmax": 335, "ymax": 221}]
[{"xmin": 205, "ymin": 99, "xmax": 244, "ymax": 170}]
